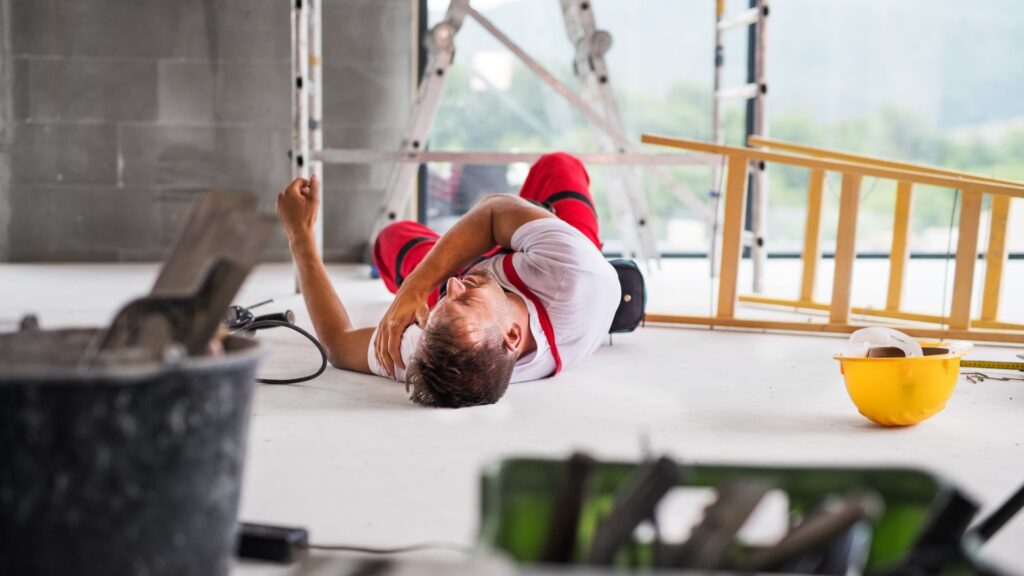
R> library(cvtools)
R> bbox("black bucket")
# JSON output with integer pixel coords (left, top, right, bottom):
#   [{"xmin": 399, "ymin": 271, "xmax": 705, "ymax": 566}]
[{"xmin": 0, "ymin": 328, "xmax": 263, "ymax": 576}]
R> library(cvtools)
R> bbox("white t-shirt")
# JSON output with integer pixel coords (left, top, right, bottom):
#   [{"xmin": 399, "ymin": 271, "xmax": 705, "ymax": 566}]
[{"xmin": 367, "ymin": 218, "xmax": 621, "ymax": 383}]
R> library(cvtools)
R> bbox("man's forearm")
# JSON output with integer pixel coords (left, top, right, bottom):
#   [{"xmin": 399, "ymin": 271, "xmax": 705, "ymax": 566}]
[
  {"xmin": 289, "ymin": 232, "xmax": 371, "ymax": 372},
  {"xmin": 400, "ymin": 195, "xmax": 551, "ymax": 297},
  {"xmin": 399, "ymin": 201, "xmax": 494, "ymax": 296}
]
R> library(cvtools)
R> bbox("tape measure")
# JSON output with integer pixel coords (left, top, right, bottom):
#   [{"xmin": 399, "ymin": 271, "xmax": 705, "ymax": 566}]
[{"xmin": 961, "ymin": 360, "xmax": 1024, "ymax": 372}]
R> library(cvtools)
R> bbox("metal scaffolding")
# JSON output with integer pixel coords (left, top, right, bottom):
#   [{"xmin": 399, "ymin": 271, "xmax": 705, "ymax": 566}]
[
  {"xmin": 711, "ymin": 0, "xmax": 769, "ymax": 291},
  {"xmin": 291, "ymin": 0, "xmax": 769, "ymax": 286},
  {"xmin": 290, "ymin": 0, "xmax": 323, "ymax": 253}
]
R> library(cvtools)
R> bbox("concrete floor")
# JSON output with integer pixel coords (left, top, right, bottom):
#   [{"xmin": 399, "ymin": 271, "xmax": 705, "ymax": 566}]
[{"xmin": 2, "ymin": 260, "xmax": 1023, "ymax": 573}]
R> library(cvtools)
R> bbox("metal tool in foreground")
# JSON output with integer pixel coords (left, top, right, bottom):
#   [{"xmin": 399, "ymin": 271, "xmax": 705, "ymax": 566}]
[{"xmin": 84, "ymin": 191, "xmax": 276, "ymax": 366}]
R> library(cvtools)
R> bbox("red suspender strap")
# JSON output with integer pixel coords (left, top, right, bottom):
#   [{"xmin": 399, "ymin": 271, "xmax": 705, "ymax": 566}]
[{"xmin": 501, "ymin": 254, "xmax": 563, "ymax": 376}]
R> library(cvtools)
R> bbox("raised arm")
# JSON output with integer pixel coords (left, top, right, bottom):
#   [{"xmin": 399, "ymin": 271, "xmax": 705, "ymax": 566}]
[
  {"xmin": 374, "ymin": 194, "xmax": 554, "ymax": 376},
  {"xmin": 276, "ymin": 175, "xmax": 373, "ymax": 373}
]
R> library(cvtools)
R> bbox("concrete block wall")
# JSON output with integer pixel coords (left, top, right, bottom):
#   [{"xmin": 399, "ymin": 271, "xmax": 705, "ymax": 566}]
[
  {"xmin": 4, "ymin": 0, "xmax": 411, "ymax": 261},
  {"xmin": 0, "ymin": 0, "xmax": 12, "ymax": 261}
]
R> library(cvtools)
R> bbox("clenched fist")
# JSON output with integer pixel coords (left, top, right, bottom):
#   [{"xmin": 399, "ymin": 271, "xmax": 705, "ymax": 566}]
[{"xmin": 276, "ymin": 174, "xmax": 320, "ymax": 242}]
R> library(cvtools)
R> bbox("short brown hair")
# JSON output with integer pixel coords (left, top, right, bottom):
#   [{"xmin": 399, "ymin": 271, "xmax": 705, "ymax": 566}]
[{"xmin": 406, "ymin": 315, "xmax": 516, "ymax": 407}]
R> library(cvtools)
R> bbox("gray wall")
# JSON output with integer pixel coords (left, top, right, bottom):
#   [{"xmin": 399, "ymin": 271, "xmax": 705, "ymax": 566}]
[
  {"xmin": 0, "ymin": 0, "xmax": 12, "ymax": 261},
  {"xmin": 4, "ymin": 0, "xmax": 411, "ymax": 262}
]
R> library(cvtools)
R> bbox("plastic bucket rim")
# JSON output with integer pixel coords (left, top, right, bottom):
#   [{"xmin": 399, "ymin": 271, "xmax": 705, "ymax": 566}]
[{"xmin": 0, "ymin": 331, "xmax": 265, "ymax": 385}]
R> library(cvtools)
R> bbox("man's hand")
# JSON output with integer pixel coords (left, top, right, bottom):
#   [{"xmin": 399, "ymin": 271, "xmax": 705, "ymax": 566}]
[
  {"xmin": 374, "ymin": 284, "xmax": 430, "ymax": 378},
  {"xmin": 276, "ymin": 174, "xmax": 320, "ymax": 243}
]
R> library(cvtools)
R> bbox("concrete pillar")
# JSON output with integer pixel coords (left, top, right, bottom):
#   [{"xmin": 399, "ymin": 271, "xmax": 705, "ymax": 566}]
[{"xmin": 0, "ymin": 0, "xmax": 11, "ymax": 260}]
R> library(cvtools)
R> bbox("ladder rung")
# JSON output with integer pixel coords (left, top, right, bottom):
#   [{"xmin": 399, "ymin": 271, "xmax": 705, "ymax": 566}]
[
  {"xmin": 717, "ymin": 7, "xmax": 760, "ymax": 31},
  {"xmin": 716, "ymin": 83, "xmax": 760, "ymax": 101}
]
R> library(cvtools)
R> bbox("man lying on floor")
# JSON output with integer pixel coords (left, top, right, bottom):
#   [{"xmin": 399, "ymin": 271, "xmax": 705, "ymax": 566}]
[{"xmin": 276, "ymin": 153, "xmax": 620, "ymax": 407}]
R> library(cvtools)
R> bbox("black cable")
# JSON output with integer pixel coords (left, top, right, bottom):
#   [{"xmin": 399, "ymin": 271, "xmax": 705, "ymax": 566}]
[
  {"xmin": 304, "ymin": 541, "xmax": 473, "ymax": 555},
  {"xmin": 242, "ymin": 319, "xmax": 327, "ymax": 385},
  {"xmin": 972, "ymin": 482, "xmax": 1024, "ymax": 543}
]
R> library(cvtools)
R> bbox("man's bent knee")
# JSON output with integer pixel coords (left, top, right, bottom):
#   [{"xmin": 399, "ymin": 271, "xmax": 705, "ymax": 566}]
[
  {"xmin": 532, "ymin": 152, "xmax": 587, "ymax": 177},
  {"xmin": 376, "ymin": 220, "xmax": 419, "ymax": 243}
]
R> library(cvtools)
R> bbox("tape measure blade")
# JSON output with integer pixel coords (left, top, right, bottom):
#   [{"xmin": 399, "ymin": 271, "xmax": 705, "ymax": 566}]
[{"xmin": 961, "ymin": 360, "xmax": 1024, "ymax": 372}]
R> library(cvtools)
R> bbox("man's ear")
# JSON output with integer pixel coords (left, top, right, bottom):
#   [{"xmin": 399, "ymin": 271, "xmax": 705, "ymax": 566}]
[{"xmin": 502, "ymin": 322, "xmax": 523, "ymax": 354}]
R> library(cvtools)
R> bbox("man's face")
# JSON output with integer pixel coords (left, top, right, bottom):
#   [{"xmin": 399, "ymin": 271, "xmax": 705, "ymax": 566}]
[{"xmin": 427, "ymin": 269, "xmax": 509, "ymax": 342}]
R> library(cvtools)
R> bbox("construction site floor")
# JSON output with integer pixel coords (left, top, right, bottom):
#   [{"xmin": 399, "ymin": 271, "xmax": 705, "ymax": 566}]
[{"xmin": 3, "ymin": 260, "xmax": 1022, "ymax": 573}]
